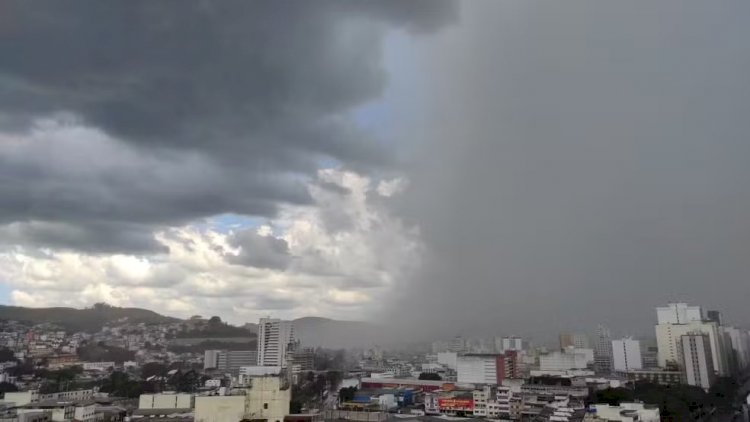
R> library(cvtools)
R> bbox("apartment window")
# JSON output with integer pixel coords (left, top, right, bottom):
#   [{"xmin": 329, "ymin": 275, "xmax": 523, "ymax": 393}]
[{"xmin": 264, "ymin": 403, "xmax": 268, "ymax": 409}]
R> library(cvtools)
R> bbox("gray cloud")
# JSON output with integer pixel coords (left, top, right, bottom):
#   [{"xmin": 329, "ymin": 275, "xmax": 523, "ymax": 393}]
[
  {"xmin": 226, "ymin": 230, "xmax": 291, "ymax": 270},
  {"xmin": 0, "ymin": 0, "xmax": 456, "ymax": 253},
  {"xmin": 388, "ymin": 0, "xmax": 750, "ymax": 341},
  {"xmin": 0, "ymin": 1, "xmax": 454, "ymax": 161},
  {"xmin": 0, "ymin": 221, "xmax": 165, "ymax": 254}
]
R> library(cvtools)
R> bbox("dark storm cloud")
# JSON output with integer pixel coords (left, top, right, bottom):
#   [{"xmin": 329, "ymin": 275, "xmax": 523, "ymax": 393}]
[
  {"xmin": 389, "ymin": 0, "xmax": 750, "ymax": 341},
  {"xmin": 0, "ymin": 221, "xmax": 165, "ymax": 254},
  {"xmin": 226, "ymin": 230, "xmax": 291, "ymax": 270},
  {"xmin": 0, "ymin": 0, "xmax": 454, "ymax": 159},
  {"xmin": 0, "ymin": 0, "xmax": 456, "ymax": 252}
]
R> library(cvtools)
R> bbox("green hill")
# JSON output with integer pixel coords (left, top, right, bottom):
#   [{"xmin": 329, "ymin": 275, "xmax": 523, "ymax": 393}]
[{"xmin": 0, "ymin": 303, "xmax": 180, "ymax": 332}]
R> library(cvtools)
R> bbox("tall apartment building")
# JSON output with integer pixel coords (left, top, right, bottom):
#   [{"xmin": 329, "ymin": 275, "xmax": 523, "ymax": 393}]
[
  {"xmin": 612, "ymin": 337, "xmax": 642, "ymax": 372},
  {"xmin": 257, "ymin": 318, "xmax": 295, "ymax": 367},
  {"xmin": 450, "ymin": 336, "xmax": 466, "ymax": 353},
  {"xmin": 725, "ymin": 326, "xmax": 750, "ymax": 371},
  {"xmin": 288, "ymin": 347, "xmax": 315, "ymax": 373},
  {"xmin": 204, "ymin": 350, "xmax": 221, "ymax": 370},
  {"xmin": 539, "ymin": 348, "xmax": 593, "ymax": 371},
  {"xmin": 559, "ymin": 333, "xmax": 589, "ymax": 350},
  {"xmin": 656, "ymin": 303, "xmax": 704, "ymax": 324},
  {"xmin": 594, "ymin": 325, "xmax": 614, "ymax": 374},
  {"xmin": 500, "ymin": 337, "xmax": 523, "ymax": 352},
  {"xmin": 654, "ymin": 303, "xmax": 731, "ymax": 376},
  {"xmin": 680, "ymin": 333, "xmax": 716, "ymax": 390},
  {"xmin": 705, "ymin": 310, "xmax": 723, "ymax": 325}
]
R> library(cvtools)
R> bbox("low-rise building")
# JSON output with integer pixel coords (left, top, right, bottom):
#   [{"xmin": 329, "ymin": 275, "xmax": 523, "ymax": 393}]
[
  {"xmin": 586, "ymin": 403, "xmax": 660, "ymax": 421},
  {"xmin": 138, "ymin": 394, "xmax": 194, "ymax": 410},
  {"xmin": 82, "ymin": 362, "xmax": 114, "ymax": 371},
  {"xmin": 195, "ymin": 375, "xmax": 290, "ymax": 422},
  {"xmin": 622, "ymin": 369, "xmax": 683, "ymax": 385}
]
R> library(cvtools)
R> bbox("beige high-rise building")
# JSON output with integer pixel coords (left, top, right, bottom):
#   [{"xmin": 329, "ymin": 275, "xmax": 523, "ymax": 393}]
[{"xmin": 655, "ymin": 319, "xmax": 729, "ymax": 376}]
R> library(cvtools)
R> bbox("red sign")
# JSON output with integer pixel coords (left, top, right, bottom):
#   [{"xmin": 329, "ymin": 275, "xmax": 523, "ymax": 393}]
[{"xmin": 438, "ymin": 398, "xmax": 474, "ymax": 410}]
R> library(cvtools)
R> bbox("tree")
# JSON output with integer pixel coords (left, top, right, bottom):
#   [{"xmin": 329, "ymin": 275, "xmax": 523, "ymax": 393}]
[
  {"xmin": 418, "ymin": 372, "xmax": 442, "ymax": 381},
  {"xmin": 339, "ymin": 386, "xmax": 357, "ymax": 403},
  {"xmin": 141, "ymin": 362, "xmax": 168, "ymax": 379},
  {"xmin": 100, "ymin": 371, "xmax": 143, "ymax": 398},
  {"xmin": 0, "ymin": 382, "xmax": 18, "ymax": 393},
  {"xmin": 0, "ymin": 347, "xmax": 16, "ymax": 362},
  {"xmin": 177, "ymin": 370, "xmax": 202, "ymax": 393},
  {"xmin": 208, "ymin": 316, "xmax": 222, "ymax": 325},
  {"xmin": 326, "ymin": 371, "xmax": 343, "ymax": 390},
  {"xmin": 289, "ymin": 400, "xmax": 303, "ymax": 414}
]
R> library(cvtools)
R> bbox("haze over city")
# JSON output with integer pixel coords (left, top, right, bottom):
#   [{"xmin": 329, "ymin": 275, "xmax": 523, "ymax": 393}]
[{"xmin": 1, "ymin": 0, "xmax": 750, "ymax": 344}]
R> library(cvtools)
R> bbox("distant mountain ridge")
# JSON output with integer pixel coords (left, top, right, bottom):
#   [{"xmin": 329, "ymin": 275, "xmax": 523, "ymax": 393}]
[
  {"xmin": 0, "ymin": 304, "xmax": 381, "ymax": 347},
  {"xmin": 292, "ymin": 316, "xmax": 383, "ymax": 348},
  {"xmin": 0, "ymin": 304, "xmax": 179, "ymax": 332}
]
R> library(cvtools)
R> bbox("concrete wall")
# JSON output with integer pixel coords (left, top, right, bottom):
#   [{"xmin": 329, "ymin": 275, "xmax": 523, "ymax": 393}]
[
  {"xmin": 138, "ymin": 394, "xmax": 193, "ymax": 409},
  {"xmin": 194, "ymin": 396, "xmax": 246, "ymax": 422},
  {"xmin": 245, "ymin": 376, "xmax": 291, "ymax": 422}
]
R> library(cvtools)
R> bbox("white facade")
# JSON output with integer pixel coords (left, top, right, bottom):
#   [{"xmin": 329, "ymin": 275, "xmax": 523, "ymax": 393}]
[
  {"xmin": 3, "ymin": 391, "xmax": 39, "ymax": 406},
  {"xmin": 457, "ymin": 355, "xmax": 497, "ymax": 384},
  {"xmin": 725, "ymin": 326, "xmax": 750, "ymax": 371},
  {"xmin": 73, "ymin": 404, "xmax": 97, "ymax": 422},
  {"xmin": 243, "ymin": 376, "xmax": 291, "ymax": 422},
  {"xmin": 82, "ymin": 362, "xmax": 114, "ymax": 371},
  {"xmin": 680, "ymin": 333, "xmax": 716, "ymax": 390},
  {"xmin": 590, "ymin": 403, "xmax": 660, "ymax": 422},
  {"xmin": 612, "ymin": 338, "xmax": 642, "ymax": 372},
  {"xmin": 501, "ymin": 337, "xmax": 523, "ymax": 352},
  {"xmin": 204, "ymin": 350, "xmax": 221, "ymax": 370},
  {"xmin": 656, "ymin": 303, "xmax": 704, "ymax": 324},
  {"xmin": 539, "ymin": 349, "xmax": 592, "ymax": 371},
  {"xmin": 437, "ymin": 352, "xmax": 457, "ymax": 370},
  {"xmin": 472, "ymin": 385, "xmax": 495, "ymax": 416},
  {"xmin": 138, "ymin": 393, "xmax": 194, "ymax": 409},
  {"xmin": 239, "ymin": 366, "xmax": 282, "ymax": 377},
  {"xmin": 194, "ymin": 396, "xmax": 246, "ymax": 422},
  {"xmin": 257, "ymin": 318, "xmax": 294, "ymax": 367},
  {"xmin": 655, "ymin": 320, "xmax": 729, "ymax": 376}
]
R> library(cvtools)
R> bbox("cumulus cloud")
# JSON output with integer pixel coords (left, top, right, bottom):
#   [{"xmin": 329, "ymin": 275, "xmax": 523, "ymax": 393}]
[{"xmin": 0, "ymin": 170, "xmax": 421, "ymax": 322}]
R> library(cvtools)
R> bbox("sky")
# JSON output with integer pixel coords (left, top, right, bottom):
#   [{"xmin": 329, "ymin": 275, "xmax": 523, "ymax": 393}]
[{"xmin": 1, "ymin": 1, "xmax": 749, "ymax": 341}]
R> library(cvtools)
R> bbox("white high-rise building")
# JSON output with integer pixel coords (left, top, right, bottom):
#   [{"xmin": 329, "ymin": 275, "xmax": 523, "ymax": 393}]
[
  {"xmin": 539, "ymin": 348, "xmax": 593, "ymax": 371},
  {"xmin": 594, "ymin": 325, "xmax": 614, "ymax": 374},
  {"xmin": 656, "ymin": 303, "xmax": 704, "ymax": 324},
  {"xmin": 680, "ymin": 333, "xmax": 716, "ymax": 390},
  {"xmin": 501, "ymin": 337, "xmax": 523, "ymax": 352},
  {"xmin": 559, "ymin": 333, "xmax": 589, "ymax": 349},
  {"xmin": 457, "ymin": 355, "xmax": 498, "ymax": 384},
  {"xmin": 725, "ymin": 326, "xmax": 750, "ymax": 371},
  {"xmin": 611, "ymin": 338, "xmax": 642, "ymax": 372},
  {"xmin": 257, "ymin": 318, "xmax": 295, "ymax": 367},
  {"xmin": 204, "ymin": 350, "xmax": 221, "ymax": 370}
]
